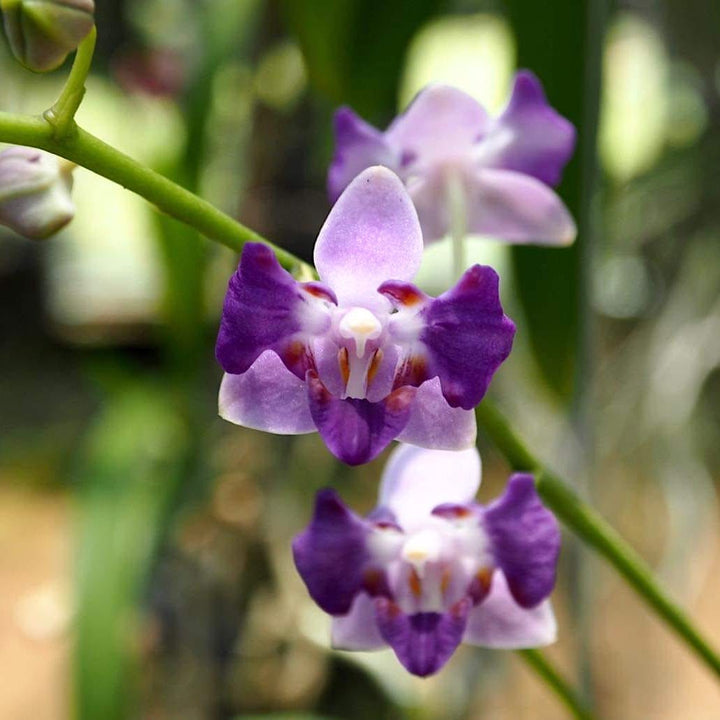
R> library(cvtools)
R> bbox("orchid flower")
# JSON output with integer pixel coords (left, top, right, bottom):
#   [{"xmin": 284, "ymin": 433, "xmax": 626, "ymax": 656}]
[
  {"xmin": 216, "ymin": 167, "xmax": 515, "ymax": 466},
  {"xmin": 328, "ymin": 72, "xmax": 577, "ymax": 247},
  {"xmin": 293, "ymin": 444, "xmax": 560, "ymax": 677}
]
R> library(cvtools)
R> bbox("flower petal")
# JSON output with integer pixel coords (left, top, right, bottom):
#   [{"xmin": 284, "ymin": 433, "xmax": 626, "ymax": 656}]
[
  {"xmin": 374, "ymin": 597, "xmax": 471, "ymax": 677},
  {"xmin": 292, "ymin": 489, "xmax": 369, "ymax": 615},
  {"xmin": 307, "ymin": 372, "xmax": 416, "ymax": 466},
  {"xmin": 482, "ymin": 71, "xmax": 576, "ymax": 187},
  {"xmin": 466, "ymin": 168, "xmax": 577, "ymax": 246},
  {"xmin": 464, "ymin": 571, "xmax": 557, "ymax": 648},
  {"xmin": 332, "ymin": 592, "xmax": 387, "ymax": 651},
  {"xmin": 396, "ymin": 378, "xmax": 477, "ymax": 450},
  {"xmin": 405, "ymin": 173, "xmax": 449, "ymax": 244},
  {"xmin": 378, "ymin": 443, "xmax": 481, "ymax": 529},
  {"xmin": 328, "ymin": 108, "xmax": 399, "ymax": 203},
  {"xmin": 386, "ymin": 85, "xmax": 488, "ymax": 169},
  {"xmin": 216, "ymin": 243, "xmax": 332, "ymax": 377},
  {"xmin": 483, "ymin": 474, "xmax": 561, "ymax": 608},
  {"xmin": 219, "ymin": 351, "xmax": 316, "ymax": 434},
  {"xmin": 419, "ymin": 264, "xmax": 515, "ymax": 410},
  {"xmin": 314, "ymin": 167, "xmax": 423, "ymax": 308}
]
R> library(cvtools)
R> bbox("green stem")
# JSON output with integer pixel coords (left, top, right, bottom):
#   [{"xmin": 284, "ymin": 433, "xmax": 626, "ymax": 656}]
[
  {"xmin": 517, "ymin": 649, "xmax": 595, "ymax": 720},
  {"xmin": 446, "ymin": 172, "xmax": 467, "ymax": 282},
  {"xmin": 44, "ymin": 27, "xmax": 97, "ymax": 139},
  {"xmin": 0, "ymin": 111, "xmax": 310, "ymax": 274},
  {"xmin": 476, "ymin": 400, "xmax": 720, "ymax": 680}
]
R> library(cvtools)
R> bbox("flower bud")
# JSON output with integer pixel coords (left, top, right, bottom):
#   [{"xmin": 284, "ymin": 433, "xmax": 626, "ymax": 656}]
[
  {"xmin": 0, "ymin": 147, "xmax": 75, "ymax": 239},
  {"xmin": 1, "ymin": 0, "xmax": 94, "ymax": 72}
]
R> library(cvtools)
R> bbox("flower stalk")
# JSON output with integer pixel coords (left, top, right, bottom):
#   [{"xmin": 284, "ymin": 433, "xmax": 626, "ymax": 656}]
[
  {"xmin": 0, "ymin": 111, "xmax": 311, "ymax": 274},
  {"xmin": 518, "ymin": 649, "xmax": 595, "ymax": 720},
  {"xmin": 44, "ymin": 25, "xmax": 96, "ymax": 139},
  {"xmin": 476, "ymin": 399, "xmax": 720, "ymax": 680}
]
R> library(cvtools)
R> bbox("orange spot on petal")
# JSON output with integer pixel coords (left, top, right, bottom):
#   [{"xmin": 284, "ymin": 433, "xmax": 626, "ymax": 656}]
[
  {"xmin": 476, "ymin": 567, "xmax": 493, "ymax": 594},
  {"xmin": 367, "ymin": 349, "xmax": 383, "ymax": 386},
  {"xmin": 409, "ymin": 567, "xmax": 422, "ymax": 598},
  {"xmin": 338, "ymin": 347, "xmax": 350, "ymax": 386}
]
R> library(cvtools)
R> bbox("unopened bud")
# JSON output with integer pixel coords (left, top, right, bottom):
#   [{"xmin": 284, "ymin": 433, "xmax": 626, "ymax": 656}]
[
  {"xmin": 0, "ymin": 147, "xmax": 75, "ymax": 239},
  {"xmin": 1, "ymin": 0, "xmax": 94, "ymax": 72}
]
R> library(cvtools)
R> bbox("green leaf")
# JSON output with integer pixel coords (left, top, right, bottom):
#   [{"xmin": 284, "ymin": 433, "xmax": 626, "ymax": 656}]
[
  {"xmin": 279, "ymin": 0, "xmax": 447, "ymax": 121},
  {"xmin": 507, "ymin": 0, "xmax": 606, "ymax": 401},
  {"xmin": 74, "ymin": 385, "xmax": 187, "ymax": 720}
]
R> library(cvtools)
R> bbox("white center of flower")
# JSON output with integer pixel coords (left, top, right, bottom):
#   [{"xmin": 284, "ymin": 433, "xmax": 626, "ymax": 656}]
[
  {"xmin": 338, "ymin": 307, "xmax": 382, "ymax": 358},
  {"xmin": 401, "ymin": 528, "xmax": 443, "ymax": 570}
]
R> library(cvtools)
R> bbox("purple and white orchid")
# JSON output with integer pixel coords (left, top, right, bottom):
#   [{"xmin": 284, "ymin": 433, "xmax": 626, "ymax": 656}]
[
  {"xmin": 216, "ymin": 167, "xmax": 515, "ymax": 466},
  {"xmin": 293, "ymin": 444, "xmax": 561, "ymax": 677},
  {"xmin": 329, "ymin": 71, "xmax": 577, "ymax": 247}
]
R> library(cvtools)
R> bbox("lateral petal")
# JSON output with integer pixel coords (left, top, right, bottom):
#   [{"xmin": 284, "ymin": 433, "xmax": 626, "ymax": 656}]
[
  {"xmin": 218, "ymin": 351, "xmax": 315, "ymax": 434},
  {"xmin": 466, "ymin": 168, "xmax": 577, "ymax": 246},
  {"xmin": 419, "ymin": 264, "xmax": 516, "ymax": 410},
  {"xmin": 483, "ymin": 474, "xmax": 561, "ymax": 608},
  {"xmin": 332, "ymin": 592, "xmax": 387, "ymax": 651},
  {"xmin": 293, "ymin": 489, "xmax": 369, "ymax": 615},
  {"xmin": 328, "ymin": 107, "xmax": 399, "ymax": 202},
  {"xmin": 464, "ymin": 571, "xmax": 557, "ymax": 648},
  {"xmin": 481, "ymin": 70, "xmax": 576, "ymax": 187}
]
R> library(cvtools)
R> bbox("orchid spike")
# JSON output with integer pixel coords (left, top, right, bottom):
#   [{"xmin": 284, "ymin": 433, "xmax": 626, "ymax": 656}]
[
  {"xmin": 329, "ymin": 72, "xmax": 577, "ymax": 247},
  {"xmin": 215, "ymin": 167, "xmax": 515, "ymax": 465},
  {"xmin": 293, "ymin": 444, "xmax": 561, "ymax": 677}
]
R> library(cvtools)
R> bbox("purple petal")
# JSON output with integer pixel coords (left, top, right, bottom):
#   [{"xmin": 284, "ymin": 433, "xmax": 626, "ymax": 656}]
[
  {"xmin": 332, "ymin": 592, "xmax": 387, "ymax": 651},
  {"xmin": 306, "ymin": 371, "xmax": 416, "ymax": 466},
  {"xmin": 314, "ymin": 167, "xmax": 423, "ymax": 309},
  {"xmin": 483, "ymin": 474, "xmax": 561, "ymax": 608},
  {"xmin": 405, "ymin": 173, "xmax": 449, "ymax": 244},
  {"xmin": 386, "ymin": 85, "xmax": 488, "ymax": 169},
  {"xmin": 374, "ymin": 597, "xmax": 471, "ymax": 677},
  {"xmin": 328, "ymin": 108, "xmax": 399, "ymax": 203},
  {"xmin": 292, "ymin": 489, "xmax": 369, "ymax": 615},
  {"xmin": 419, "ymin": 265, "xmax": 516, "ymax": 410},
  {"xmin": 216, "ymin": 243, "xmax": 332, "ymax": 377},
  {"xmin": 218, "ymin": 351, "xmax": 315, "ymax": 434},
  {"xmin": 464, "ymin": 571, "xmax": 557, "ymax": 648},
  {"xmin": 482, "ymin": 71, "xmax": 576, "ymax": 187},
  {"xmin": 466, "ymin": 168, "xmax": 577, "ymax": 246},
  {"xmin": 396, "ymin": 378, "xmax": 477, "ymax": 451},
  {"xmin": 378, "ymin": 443, "xmax": 481, "ymax": 529}
]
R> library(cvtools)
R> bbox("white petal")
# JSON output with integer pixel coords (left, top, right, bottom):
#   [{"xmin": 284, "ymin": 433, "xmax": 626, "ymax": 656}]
[{"xmin": 378, "ymin": 442, "xmax": 481, "ymax": 529}]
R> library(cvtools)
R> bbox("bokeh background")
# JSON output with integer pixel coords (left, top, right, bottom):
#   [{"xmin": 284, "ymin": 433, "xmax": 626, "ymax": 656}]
[{"xmin": 2, "ymin": 0, "xmax": 720, "ymax": 718}]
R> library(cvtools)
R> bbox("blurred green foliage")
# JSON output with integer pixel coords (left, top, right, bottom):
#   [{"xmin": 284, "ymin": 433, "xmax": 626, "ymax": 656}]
[
  {"xmin": 279, "ymin": 0, "xmax": 446, "ymax": 121},
  {"xmin": 74, "ymin": 384, "xmax": 187, "ymax": 720},
  {"xmin": 508, "ymin": 0, "xmax": 606, "ymax": 402}
]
